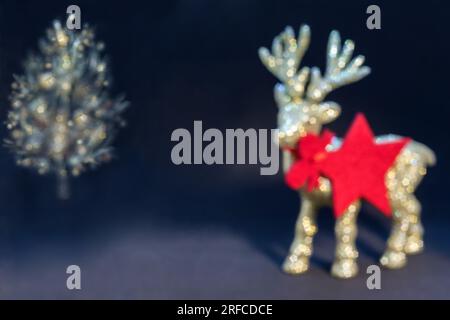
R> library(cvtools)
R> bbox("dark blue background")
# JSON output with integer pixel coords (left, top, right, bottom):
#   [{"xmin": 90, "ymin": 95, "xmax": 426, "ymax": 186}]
[{"xmin": 0, "ymin": 0, "xmax": 448, "ymax": 299}]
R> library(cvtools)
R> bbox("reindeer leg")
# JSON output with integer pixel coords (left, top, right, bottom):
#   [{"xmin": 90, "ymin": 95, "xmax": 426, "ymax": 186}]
[
  {"xmin": 282, "ymin": 194, "xmax": 317, "ymax": 275},
  {"xmin": 380, "ymin": 206, "xmax": 410, "ymax": 269},
  {"xmin": 405, "ymin": 218, "xmax": 424, "ymax": 255},
  {"xmin": 404, "ymin": 195, "xmax": 424, "ymax": 255},
  {"xmin": 331, "ymin": 201, "xmax": 360, "ymax": 279}
]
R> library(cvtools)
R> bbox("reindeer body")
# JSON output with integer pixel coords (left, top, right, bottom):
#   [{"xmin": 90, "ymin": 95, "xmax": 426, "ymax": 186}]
[{"xmin": 259, "ymin": 25, "xmax": 435, "ymax": 278}]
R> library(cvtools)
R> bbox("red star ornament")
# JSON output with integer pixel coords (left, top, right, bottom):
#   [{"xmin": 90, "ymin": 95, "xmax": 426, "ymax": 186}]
[
  {"xmin": 285, "ymin": 130, "xmax": 334, "ymax": 191},
  {"xmin": 320, "ymin": 113, "xmax": 411, "ymax": 218}
]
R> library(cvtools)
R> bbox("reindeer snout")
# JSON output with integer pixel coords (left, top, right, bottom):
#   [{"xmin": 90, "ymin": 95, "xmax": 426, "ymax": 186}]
[{"xmin": 277, "ymin": 130, "xmax": 302, "ymax": 148}]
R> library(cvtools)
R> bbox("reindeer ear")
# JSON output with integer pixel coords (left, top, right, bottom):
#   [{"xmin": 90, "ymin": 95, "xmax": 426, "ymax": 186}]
[
  {"xmin": 318, "ymin": 102, "xmax": 341, "ymax": 123},
  {"xmin": 274, "ymin": 84, "xmax": 291, "ymax": 107}
]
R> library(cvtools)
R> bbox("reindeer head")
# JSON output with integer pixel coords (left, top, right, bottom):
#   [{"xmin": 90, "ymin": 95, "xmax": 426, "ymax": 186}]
[{"xmin": 259, "ymin": 25, "xmax": 370, "ymax": 148}]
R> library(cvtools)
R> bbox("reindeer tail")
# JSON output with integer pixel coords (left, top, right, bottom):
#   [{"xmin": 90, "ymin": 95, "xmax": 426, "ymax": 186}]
[{"xmin": 409, "ymin": 141, "xmax": 436, "ymax": 167}]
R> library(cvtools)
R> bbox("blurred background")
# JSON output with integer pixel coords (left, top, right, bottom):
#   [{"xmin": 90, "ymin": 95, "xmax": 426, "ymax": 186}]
[{"xmin": 0, "ymin": 0, "xmax": 448, "ymax": 299}]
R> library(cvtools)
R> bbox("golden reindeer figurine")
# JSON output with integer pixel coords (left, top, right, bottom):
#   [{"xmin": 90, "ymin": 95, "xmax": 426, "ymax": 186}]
[{"xmin": 259, "ymin": 24, "xmax": 435, "ymax": 278}]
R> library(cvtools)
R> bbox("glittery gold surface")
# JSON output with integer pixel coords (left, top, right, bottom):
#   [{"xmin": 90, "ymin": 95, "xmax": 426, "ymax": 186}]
[
  {"xmin": 259, "ymin": 24, "xmax": 435, "ymax": 278},
  {"xmin": 5, "ymin": 20, "xmax": 129, "ymax": 199}
]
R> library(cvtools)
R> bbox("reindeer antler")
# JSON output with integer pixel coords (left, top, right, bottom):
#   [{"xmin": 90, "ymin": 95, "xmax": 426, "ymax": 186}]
[
  {"xmin": 259, "ymin": 25, "xmax": 311, "ymax": 101},
  {"xmin": 307, "ymin": 30, "xmax": 371, "ymax": 102},
  {"xmin": 259, "ymin": 25, "xmax": 371, "ymax": 104}
]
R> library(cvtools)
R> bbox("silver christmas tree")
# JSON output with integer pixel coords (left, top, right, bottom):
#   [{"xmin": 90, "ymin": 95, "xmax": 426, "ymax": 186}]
[{"xmin": 5, "ymin": 20, "xmax": 129, "ymax": 199}]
